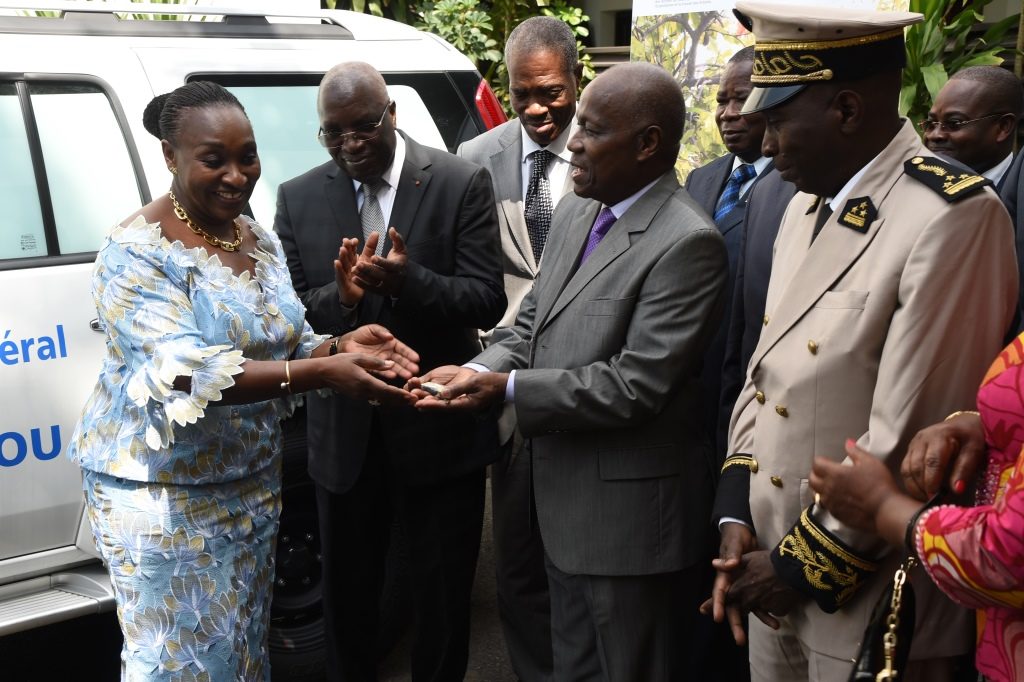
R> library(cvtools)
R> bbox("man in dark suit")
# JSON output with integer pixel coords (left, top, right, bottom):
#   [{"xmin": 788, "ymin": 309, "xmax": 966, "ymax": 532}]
[
  {"xmin": 274, "ymin": 61, "xmax": 505, "ymax": 681},
  {"xmin": 455, "ymin": 16, "xmax": 581, "ymax": 682},
  {"xmin": 684, "ymin": 46, "xmax": 786, "ymax": 462},
  {"xmin": 412, "ymin": 62, "xmax": 728, "ymax": 681},
  {"xmin": 684, "ymin": 44, "xmax": 796, "ymax": 682}
]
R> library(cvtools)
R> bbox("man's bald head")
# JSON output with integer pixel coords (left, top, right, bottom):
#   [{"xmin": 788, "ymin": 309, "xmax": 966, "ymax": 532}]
[
  {"xmin": 318, "ymin": 61, "xmax": 389, "ymax": 114},
  {"xmin": 567, "ymin": 63, "xmax": 685, "ymax": 203}
]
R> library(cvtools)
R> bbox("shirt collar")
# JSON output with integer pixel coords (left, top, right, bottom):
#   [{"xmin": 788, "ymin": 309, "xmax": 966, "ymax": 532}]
[
  {"xmin": 983, "ymin": 153, "xmax": 1014, "ymax": 185},
  {"xmin": 606, "ymin": 177, "xmax": 660, "ymax": 220},
  {"xmin": 730, "ymin": 155, "xmax": 771, "ymax": 177},
  {"xmin": 520, "ymin": 117, "xmax": 577, "ymax": 165},
  {"xmin": 827, "ymin": 149, "xmax": 883, "ymax": 212}
]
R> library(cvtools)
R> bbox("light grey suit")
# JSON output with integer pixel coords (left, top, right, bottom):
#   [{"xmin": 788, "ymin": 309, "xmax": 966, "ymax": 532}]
[
  {"xmin": 458, "ymin": 118, "xmax": 575, "ymax": 330},
  {"xmin": 474, "ymin": 170, "xmax": 728, "ymax": 678}
]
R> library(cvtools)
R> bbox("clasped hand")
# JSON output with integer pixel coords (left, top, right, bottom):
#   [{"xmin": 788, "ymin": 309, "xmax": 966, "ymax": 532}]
[{"xmin": 699, "ymin": 523, "xmax": 799, "ymax": 646}]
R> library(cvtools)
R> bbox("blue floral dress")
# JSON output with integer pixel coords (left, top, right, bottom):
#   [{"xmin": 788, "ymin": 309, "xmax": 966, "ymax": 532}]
[{"xmin": 68, "ymin": 215, "xmax": 323, "ymax": 682}]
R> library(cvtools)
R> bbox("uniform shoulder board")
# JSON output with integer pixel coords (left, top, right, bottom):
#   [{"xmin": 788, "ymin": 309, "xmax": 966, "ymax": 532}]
[{"xmin": 904, "ymin": 156, "xmax": 991, "ymax": 202}]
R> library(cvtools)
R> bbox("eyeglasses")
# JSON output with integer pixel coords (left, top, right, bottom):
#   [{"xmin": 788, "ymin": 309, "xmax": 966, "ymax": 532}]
[
  {"xmin": 917, "ymin": 112, "xmax": 1011, "ymax": 133},
  {"xmin": 317, "ymin": 101, "xmax": 392, "ymax": 148}
]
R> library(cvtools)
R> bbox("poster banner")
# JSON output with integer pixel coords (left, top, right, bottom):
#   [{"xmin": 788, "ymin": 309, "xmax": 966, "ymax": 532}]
[{"xmin": 631, "ymin": 0, "xmax": 909, "ymax": 176}]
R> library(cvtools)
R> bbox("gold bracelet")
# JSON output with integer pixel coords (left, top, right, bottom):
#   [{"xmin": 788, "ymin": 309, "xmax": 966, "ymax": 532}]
[
  {"xmin": 944, "ymin": 409, "xmax": 979, "ymax": 421},
  {"xmin": 281, "ymin": 359, "xmax": 292, "ymax": 394}
]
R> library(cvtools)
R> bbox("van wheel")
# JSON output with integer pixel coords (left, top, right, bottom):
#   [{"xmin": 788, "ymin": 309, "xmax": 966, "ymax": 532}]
[{"xmin": 268, "ymin": 409, "xmax": 412, "ymax": 680}]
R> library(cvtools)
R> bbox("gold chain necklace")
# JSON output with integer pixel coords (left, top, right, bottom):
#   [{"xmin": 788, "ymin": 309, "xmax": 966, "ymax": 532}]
[{"xmin": 168, "ymin": 191, "xmax": 242, "ymax": 252}]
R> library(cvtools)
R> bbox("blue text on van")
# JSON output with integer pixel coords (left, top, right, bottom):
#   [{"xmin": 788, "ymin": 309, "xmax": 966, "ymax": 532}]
[
  {"xmin": 0, "ymin": 425, "xmax": 61, "ymax": 467},
  {"xmin": 0, "ymin": 325, "xmax": 68, "ymax": 365}
]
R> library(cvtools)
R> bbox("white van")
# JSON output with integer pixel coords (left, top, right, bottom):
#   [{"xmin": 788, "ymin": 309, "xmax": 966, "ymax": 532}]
[{"xmin": 0, "ymin": 2, "xmax": 503, "ymax": 676}]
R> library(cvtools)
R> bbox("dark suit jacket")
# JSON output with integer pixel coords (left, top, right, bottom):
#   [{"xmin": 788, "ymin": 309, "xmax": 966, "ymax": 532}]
[
  {"xmin": 476, "ymin": 171, "xmax": 728, "ymax": 576},
  {"xmin": 716, "ymin": 167, "xmax": 796, "ymax": 460},
  {"xmin": 684, "ymin": 155, "xmax": 782, "ymax": 463},
  {"xmin": 275, "ymin": 133, "xmax": 506, "ymax": 493},
  {"xmin": 1000, "ymin": 152, "xmax": 1024, "ymax": 332}
]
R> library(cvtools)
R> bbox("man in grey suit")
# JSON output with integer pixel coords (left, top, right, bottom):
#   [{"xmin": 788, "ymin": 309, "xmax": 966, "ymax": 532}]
[
  {"xmin": 412, "ymin": 62, "xmax": 728, "ymax": 681},
  {"xmin": 275, "ymin": 62, "xmax": 505, "ymax": 681},
  {"xmin": 455, "ymin": 17, "xmax": 580, "ymax": 681}
]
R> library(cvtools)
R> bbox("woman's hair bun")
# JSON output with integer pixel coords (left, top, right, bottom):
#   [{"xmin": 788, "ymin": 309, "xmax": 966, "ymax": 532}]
[{"xmin": 142, "ymin": 93, "xmax": 171, "ymax": 139}]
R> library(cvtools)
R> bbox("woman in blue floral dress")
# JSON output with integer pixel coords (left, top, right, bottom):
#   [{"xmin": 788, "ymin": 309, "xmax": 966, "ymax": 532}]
[{"xmin": 67, "ymin": 82, "xmax": 419, "ymax": 682}]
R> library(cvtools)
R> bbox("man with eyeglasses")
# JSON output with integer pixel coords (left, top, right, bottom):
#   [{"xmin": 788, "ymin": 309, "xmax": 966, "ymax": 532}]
[
  {"xmin": 275, "ymin": 61, "xmax": 505, "ymax": 681},
  {"xmin": 922, "ymin": 66, "xmax": 1023, "ymax": 190}
]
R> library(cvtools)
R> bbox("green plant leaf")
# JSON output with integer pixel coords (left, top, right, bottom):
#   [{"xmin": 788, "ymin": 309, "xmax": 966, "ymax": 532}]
[
  {"xmin": 920, "ymin": 62, "xmax": 948, "ymax": 101},
  {"xmin": 899, "ymin": 83, "xmax": 918, "ymax": 117}
]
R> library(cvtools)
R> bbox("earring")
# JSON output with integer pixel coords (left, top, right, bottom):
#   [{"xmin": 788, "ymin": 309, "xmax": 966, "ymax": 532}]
[{"xmin": 170, "ymin": 166, "xmax": 178, "ymax": 175}]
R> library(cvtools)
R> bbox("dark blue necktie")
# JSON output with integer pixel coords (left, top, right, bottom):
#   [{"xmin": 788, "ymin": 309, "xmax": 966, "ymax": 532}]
[{"xmin": 714, "ymin": 163, "xmax": 756, "ymax": 222}]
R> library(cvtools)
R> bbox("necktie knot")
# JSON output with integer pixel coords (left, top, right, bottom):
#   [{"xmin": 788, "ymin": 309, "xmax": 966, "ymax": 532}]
[
  {"xmin": 361, "ymin": 179, "xmax": 384, "ymax": 199},
  {"xmin": 531, "ymin": 149, "xmax": 554, "ymax": 176},
  {"xmin": 714, "ymin": 163, "xmax": 757, "ymax": 222},
  {"xmin": 579, "ymin": 207, "xmax": 617, "ymax": 265}
]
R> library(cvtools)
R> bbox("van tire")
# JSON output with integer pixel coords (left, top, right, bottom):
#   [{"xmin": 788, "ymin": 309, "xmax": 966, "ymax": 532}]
[{"xmin": 269, "ymin": 408, "xmax": 412, "ymax": 680}]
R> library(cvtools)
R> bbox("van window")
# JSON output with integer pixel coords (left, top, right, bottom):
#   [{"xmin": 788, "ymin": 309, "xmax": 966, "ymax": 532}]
[
  {"xmin": 0, "ymin": 83, "xmax": 47, "ymax": 260},
  {"xmin": 30, "ymin": 83, "xmax": 142, "ymax": 255},
  {"xmin": 0, "ymin": 80, "xmax": 145, "ymax": 263}
]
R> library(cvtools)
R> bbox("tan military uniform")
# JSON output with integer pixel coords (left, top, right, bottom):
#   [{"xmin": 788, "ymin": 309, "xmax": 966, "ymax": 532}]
[{"xmin": 728, "ymin": 121, "xmax": 1018, "ymax": 668}]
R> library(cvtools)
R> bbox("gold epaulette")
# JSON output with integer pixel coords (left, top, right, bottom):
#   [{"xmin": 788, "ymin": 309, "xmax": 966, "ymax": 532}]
[
  {"xmin": 904, "ymin": 156, "xmax": 992, "ymax": 203},
  {"xmin": 771, "ymin": 507, "xmax": 879, "ymax": 613}
]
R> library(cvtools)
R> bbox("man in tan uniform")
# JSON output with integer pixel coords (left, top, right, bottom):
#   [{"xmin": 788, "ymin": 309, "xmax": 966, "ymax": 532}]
[{"xmin": 705, "ymin": 3, "xmax": 1019, "ymax": 681}]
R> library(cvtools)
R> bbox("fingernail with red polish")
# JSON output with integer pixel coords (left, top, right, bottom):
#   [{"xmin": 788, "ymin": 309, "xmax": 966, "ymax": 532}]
[
  {"xmin": 845, "ymin": 438, "xmax": 856, "ymax": 449},
  {"xmin": 953, "ymin": 479, "xmax": 966, "ymax": 495}
]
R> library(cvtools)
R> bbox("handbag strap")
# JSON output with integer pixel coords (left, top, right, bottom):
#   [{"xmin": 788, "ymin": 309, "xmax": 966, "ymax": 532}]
[{"xmin": 877, "ymin": 556, "xmax": 917, "ymax": 682}]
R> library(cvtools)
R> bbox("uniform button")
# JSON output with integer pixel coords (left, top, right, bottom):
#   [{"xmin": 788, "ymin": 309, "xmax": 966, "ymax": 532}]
[
  {"xmin": 750, "ymin": 458, "xmax": 759, "ymax": 473},
  {"xmin": 755, "ymin": 390, "xmax": 766, "ymax": 404},
  {"xmin": 807, "ymin": 340, "xmax": 818, "ymax": 355},
  {"xmin": 775, "ymin": 405, "xmax": 789, "ymax": 417},
  {"xmin": 763, "ymin": 314, "xmax": 770, "ymax": 326},
  {"xmin": 770, "ymin": 476, "xmax": 783, "ymax": 487}
]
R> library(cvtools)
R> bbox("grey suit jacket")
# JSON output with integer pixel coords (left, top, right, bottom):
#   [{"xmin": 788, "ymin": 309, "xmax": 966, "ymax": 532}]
[
  {"xmin": 275, "ymin": 133, "xmax": 506, "ymax": 493},
  {"xmin": 474, "ymin": 171, "xmax": 728, "ymax": 576}
]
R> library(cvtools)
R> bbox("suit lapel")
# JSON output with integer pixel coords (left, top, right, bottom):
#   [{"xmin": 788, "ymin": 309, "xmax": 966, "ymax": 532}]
[
  {"xmin": 717, "ymin": 162, "xmax": 775, "ymax": 237},
  {"xmin": 750, "ymin": 124, "xmax": 921, "ymax": 368},
  {"xmin": 324, "ymin": 165, "xmax": 361, "ymax": 242},
  {"xmin": 492, "ymin": 123, "xmax": 535, "ymax": 272},
  {"xmin": 387, "ymin": 133, "xmax": 431, "ymax": 253},
  {"xmin": 536, "ymin": 173, "xmax": 677, "ymax": 333}
]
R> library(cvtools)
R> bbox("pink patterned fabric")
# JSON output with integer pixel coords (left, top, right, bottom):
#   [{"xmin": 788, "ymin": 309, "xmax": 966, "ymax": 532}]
[{"xmin": 916, "ymin": 333, "xmax": 1024, "ymax": 681}]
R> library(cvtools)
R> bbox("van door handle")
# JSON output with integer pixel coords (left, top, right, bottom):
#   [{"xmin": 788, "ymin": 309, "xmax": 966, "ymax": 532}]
[{"xmin": 90, "ymin": 318, "xmax": 105, "ymax": 332}]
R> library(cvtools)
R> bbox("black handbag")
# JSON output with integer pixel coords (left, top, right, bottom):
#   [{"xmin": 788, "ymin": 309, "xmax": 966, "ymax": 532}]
[{"xmin": 848, "ymin": 557, "xmax": 917, "ymax": 682}]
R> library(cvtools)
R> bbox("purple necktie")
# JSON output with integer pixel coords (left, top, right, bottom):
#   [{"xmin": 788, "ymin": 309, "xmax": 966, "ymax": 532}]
[{"xmin": 579, "ymin": 207, "xmax": 617, "ymax": 264}]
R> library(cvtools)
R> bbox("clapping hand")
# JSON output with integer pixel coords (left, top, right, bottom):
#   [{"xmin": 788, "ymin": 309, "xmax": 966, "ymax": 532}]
[
  {"xmin": 334, "ymin": 236, "xmax": 373, "ymax": 306},
  {"xmin": 353, "ymin": 227, "xmax": 407, "ymax": 297}
]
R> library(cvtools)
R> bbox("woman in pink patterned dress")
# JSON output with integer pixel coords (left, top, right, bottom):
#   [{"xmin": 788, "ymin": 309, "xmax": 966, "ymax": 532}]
[{"xmin": 810, "ymin": 333, "xmax": 1024, "ymax": 682}]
